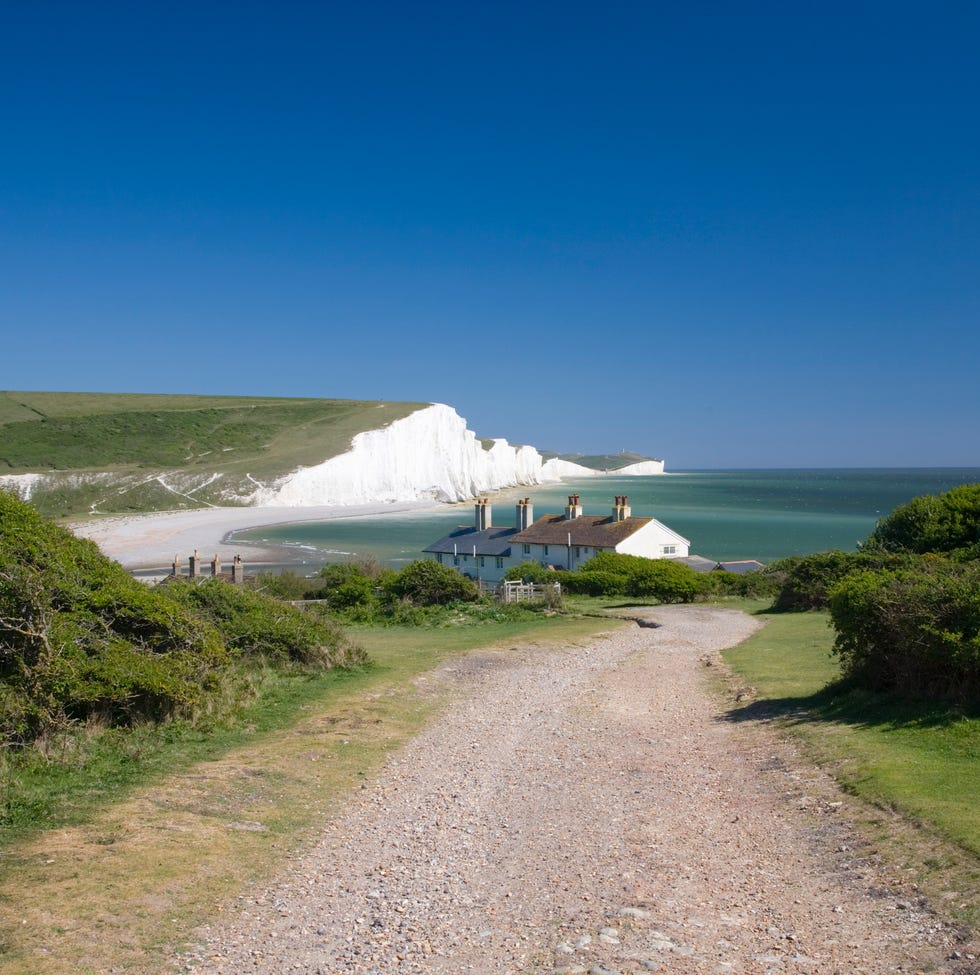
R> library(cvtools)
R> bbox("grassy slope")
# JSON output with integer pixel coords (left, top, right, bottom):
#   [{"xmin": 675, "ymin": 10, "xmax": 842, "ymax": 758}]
[
  {"xmin": 0, "ymin": 391, "xmax": 427, "ymax": 516},
  {"xmin": 723, "ymin": 607, "xmax": 980, "ymax": 928}
]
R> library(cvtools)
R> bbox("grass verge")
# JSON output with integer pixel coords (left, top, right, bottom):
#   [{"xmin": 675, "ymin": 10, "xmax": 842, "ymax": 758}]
[
  {"xmin": 722, "ymin": 606, "xmax": 980, "ymax": 931},
  {"xmin": 0, "ymin": 614, "xmax": 619, "ymax": 975}
]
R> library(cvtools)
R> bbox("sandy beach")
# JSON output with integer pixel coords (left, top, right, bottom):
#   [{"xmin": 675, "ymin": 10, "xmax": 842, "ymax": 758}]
[{"xmin": 69, "ymin": 501, "xmax": 444, "ymax": 570}]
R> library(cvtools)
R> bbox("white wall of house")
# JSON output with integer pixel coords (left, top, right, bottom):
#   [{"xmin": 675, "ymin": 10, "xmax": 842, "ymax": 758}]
[
  {"xmin": 430, "ymin": 550, "xmax": 512, "ymax": 583},
  {"xmin": 515, "ymin": 541, "xmax": 601, "ymax": 571},
  {"xmin": 614, "ymin": 519, "xmax": 690, "ymax": 559}
]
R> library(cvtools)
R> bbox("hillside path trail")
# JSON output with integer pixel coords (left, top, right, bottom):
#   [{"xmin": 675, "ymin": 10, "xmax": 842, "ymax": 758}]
[{"xmin": 179, "ymin": 606, "xmax": 964, "ymax": 975}]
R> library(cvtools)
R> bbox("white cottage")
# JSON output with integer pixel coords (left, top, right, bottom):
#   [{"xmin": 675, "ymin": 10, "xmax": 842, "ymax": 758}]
[
  {"xmin": 422, "ymin": 498, "xmax": 519, "ymax": 583},
  {"xmin": 508, "ymin": 494, "xmax": 690, "ymax": 570},
  {"xmin": 423, "ymin": 494, "xmax": 691, "ymax": 582}
]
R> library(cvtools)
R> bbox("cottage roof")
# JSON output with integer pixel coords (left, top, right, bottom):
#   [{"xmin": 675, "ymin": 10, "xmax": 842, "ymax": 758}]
[
  {"xmin": 509, "ymin": 514, "xmax": 663, "ymax": 548},
  {"xmin": 423, "ymin": 525, "xmax": 517, "ymax": 557},
  {"xmin": 672, "ymin": 554, "xmax": 720, "ymax": 573},
  {"xmin": 716, "ymin": 559, "xmax": 766, "ymax": 575}
]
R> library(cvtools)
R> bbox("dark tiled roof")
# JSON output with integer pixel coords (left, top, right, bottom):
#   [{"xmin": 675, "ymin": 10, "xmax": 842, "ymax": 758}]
[
  {"xmin": 509, "ymin": 514, "xmax": 655, "ymax": 548},
  {"xmin": 673, "ymin": 555, "xmax": 720, "ymax": 573},
  {"xmin": 423, "ymin": 525, "xmax": 517, "ymax": 557},
  {"xmin": 716, "ymin": 560, "xmax": 766, "ymax": 575}
]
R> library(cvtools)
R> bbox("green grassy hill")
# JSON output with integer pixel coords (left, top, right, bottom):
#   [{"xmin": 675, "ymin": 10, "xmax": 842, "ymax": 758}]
[
  {"xmin": 0, "ymin": 391, "xmax": 425, "ymax": 517},
  {"xmin": 540, "ymin": 450, "xmax": 661, "ymax": 470}
]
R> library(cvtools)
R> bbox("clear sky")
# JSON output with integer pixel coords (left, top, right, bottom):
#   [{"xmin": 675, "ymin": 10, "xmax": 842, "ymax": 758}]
[{"xmin": 2, "ymin": 1, "xmax": 978, "ymax": 468}]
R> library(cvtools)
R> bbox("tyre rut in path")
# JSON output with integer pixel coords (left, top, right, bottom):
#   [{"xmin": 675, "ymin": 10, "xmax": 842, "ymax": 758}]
[{"xmin": 180, "ymin": 606, "xmax": 965, "ymax": 975}]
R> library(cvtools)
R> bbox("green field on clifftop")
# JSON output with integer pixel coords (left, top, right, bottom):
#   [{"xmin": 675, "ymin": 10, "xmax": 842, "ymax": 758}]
[{"xmin": 0, "ymin": 391, "xmax": 425, "ymax": 517}]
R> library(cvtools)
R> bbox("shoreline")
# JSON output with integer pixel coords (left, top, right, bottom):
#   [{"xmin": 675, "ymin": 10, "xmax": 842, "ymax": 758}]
[{"xmin": 69, "ymin": 501, "xmax": 447, "ymax": 570}]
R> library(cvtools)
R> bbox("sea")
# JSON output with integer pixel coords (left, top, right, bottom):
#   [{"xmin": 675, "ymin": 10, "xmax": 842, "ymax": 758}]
[{"xmin": 230, "ymin": 469, "xmax": 980, "ymax": 571}]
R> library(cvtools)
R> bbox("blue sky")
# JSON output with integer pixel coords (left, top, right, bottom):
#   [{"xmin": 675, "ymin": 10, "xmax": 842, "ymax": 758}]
[{"xmin": 2, "ymin": 1, "xmax": 978, "ymax": 468}]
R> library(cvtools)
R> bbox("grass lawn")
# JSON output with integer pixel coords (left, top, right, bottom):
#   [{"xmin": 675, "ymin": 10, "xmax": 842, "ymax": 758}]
[
  {"xmin": 0, "ymin": 613, "xmax": 619, "ymax": 975},
  {"xmin": 723, "ymin": 606, "xmax": 980, "ymax": 929}
]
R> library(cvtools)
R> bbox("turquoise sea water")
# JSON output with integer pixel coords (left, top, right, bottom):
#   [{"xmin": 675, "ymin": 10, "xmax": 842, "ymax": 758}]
[{"xmin": 232, "ymin": 469, "xmax": 980, "ymax": 569}]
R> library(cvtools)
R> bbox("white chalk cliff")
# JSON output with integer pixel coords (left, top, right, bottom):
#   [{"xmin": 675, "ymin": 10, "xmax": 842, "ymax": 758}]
[
  {"xmin": 0, "ymin": 402, "xmax": 664, "ymax": 511},
  {"xmin": 255, "ymin": 403, "xmax": 594, "ymax": 506}
]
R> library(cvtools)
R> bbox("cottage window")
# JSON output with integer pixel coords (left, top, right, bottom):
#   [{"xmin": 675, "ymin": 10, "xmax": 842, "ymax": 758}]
[
  {"xmin": 575, "ymin": 547, "xmax": 581, "ymax": 558},
  {"xmin": 453, "ymin": 556, "xmax": 460, "ymax": 566},
  {"xmin": 522, "ymin": 544, "xmax": 530, "ymax": 555},
  {"xmin": 663, "ymin": 545, "xmax": 676, "ymax": 555},
  {"xmin": 436, "ymin": 553, "xmax": 443, "ymax": 564},
  {"xmin": 479, "ymin": 556, "xmax": 485, "ymax": 568},
  {"xmin": 495, "ymin": 557, "xmax": 505, "ymax": 569},
  {"xmin": 543, "ymin": 545, "xmax": 549, "ymax": 556}
]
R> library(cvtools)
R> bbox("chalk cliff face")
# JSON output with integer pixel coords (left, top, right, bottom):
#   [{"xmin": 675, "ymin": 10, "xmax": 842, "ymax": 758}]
[
  {"xmin": 0, "ymin": 402, "xmax": 665, "ymax": 512},
  {"xmin": 255, "ymin": 403, "xmax": 576, "ymax": 506}
]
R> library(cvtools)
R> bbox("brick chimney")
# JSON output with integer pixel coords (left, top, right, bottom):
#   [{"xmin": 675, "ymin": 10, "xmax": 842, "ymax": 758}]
[
  {"xmin": 516, "ymin": 497, "xmax": 533, "ymax": 531},
  {"xmin": 612, "ymin": 495, "xmax": 632, "ymax": 521},
  {"xmin": 475, "ymin": 497, "xmax": 491, "ymax": 530},
  {"xmin": 564, "ymin": 493, "xmax": 583, "ymax": 520}
]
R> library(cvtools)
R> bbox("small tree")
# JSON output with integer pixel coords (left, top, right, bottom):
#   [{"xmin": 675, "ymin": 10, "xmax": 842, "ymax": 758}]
[{"xmin": 386, "ymin": 560, "xmax": 479, "ymax": 606}]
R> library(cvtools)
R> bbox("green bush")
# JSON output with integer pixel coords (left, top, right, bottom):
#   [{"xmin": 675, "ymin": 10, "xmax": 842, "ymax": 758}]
[
  {"xmin": 566, "ymin": 552, "xmax": 708, "ymax": 602},
  {"xmin": 863, "ymin": 482, "xmax": 980, "ymax": 560},
  {"xmin": 386, "ymin": 560, "xmax": 479, "ymax": 606},
  {"xmin": 163, "ymin": 578, "xmax": 363, "ymax": 668},
  {"xmin": 828, "ymin": 561, "xmax": 980, "ymax": 703},
  {"xmin": 560, "ymin": 569, "xmax": 626, "ymax": 596},
  {"xmin": 313, "ymin": 562, "xmax": 380, "ymax": 609},
  {"xmin": 707, "ymin": 569, "xmax": 779, "ymax": 598},
  {"xmin": 767, "ymin": 550, "xmax": 921, "ymax": 611},
  {"xmin": 0, "ymin": 492, "xmax": 227, "ymax": 743},
  {"xmin": 503, "ymin": 561, "xmax": 556, "ymax": 584},
  {"xmin": 251, "ymin": 570, "xmax": 315, "ymax": 601}
]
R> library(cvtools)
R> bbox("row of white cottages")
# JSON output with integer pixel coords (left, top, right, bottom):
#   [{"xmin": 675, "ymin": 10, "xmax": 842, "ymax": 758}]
[{"xmin": 423, "ymin": 494, "xmax": 692, "ymax": 584}]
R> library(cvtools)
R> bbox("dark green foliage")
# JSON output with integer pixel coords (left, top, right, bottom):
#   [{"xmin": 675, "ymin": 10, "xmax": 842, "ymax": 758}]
[
  {"xmin": 0, "ymin": 491, "xmax": 226, "ymax": 744},
  {"xmin": 829, "ymin": 562, "xmax": 980, "ymax": 703},
  {"xmin": 766, "ymin": 550, "xmax": 919, "ymax": 611},
  {"xmin": 863, "ymin": 482, "xmax": 980, "ymax": 560},
  {"xmin": 0, "ymin": 491, "xmax": 365, "ymax": 749},
  {"xmin": 562, "ymin": 552, "xmax": 708, "ymax": 602},
  {"xmin": 162, "ymin": 578, "xmax": 362, "ymax": 667},
  {"xmin": 707, "ymin": 568, "xmax": 779, "ymax": 598},
  {"xmin": 561, "ymin": 569, "xmax": 627, "ymax": 596},
  {"xmin": 386, "ymin": 559, "xmax": 479, "ymax": 606},
  {"xmin": 251, "ymin": 570, "xmax": 316, "ymax": 601},
  {"xmin": 315, "ymin": 562, "xmax": 383, "ymax": 609},
  {"xmin": 503, "ymin": 561, "xmax": 556, "ymax": 584}
]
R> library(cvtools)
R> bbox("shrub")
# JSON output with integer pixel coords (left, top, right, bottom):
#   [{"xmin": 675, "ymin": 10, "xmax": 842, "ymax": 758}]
[
  {"xmin": 707, "ymin": 569, "xmax": 779, "ymax": 598},
  {"xmin": 385, "ymin": 560, "xmax": 479, "ymax": 606},
  {"xmin": 767, "ymin": 550, "xmax": 921, "ymax": 611},
  {"xmin": 503, "ymin": 561, "xmax": 555, "ymax": 584},
  {"xmin": 163, "ymin": 578, "xmax": 363, "ymax": 668},
  {"xmin": 567, "ymin": 552, "xmax": 708, "ymax": 602},
  {"xmin": 250, "ymin": 570, "xmax": 314, "ymax": 601},
  {"xmin": 0, "ymin": 492, "xmax": 227, "ymax": 743},
  {"xmin": 828, "ymin": 561, "xmax": 980, "ymax": 703},
  {"xmin": 863, "ymin": 483, "xmax": 980, "ymax": 560}
]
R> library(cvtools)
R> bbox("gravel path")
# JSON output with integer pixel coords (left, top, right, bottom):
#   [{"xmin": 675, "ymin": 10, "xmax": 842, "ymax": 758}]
[{"xmin": 178, "ymin": 607, "xmax": 967, "ymax": 975}]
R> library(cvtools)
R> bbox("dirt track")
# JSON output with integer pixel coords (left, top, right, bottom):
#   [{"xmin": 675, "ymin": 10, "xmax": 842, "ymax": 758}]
[{"xmin": 179, "ymin": 606, "xmax": 967, "ymax": 975}]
